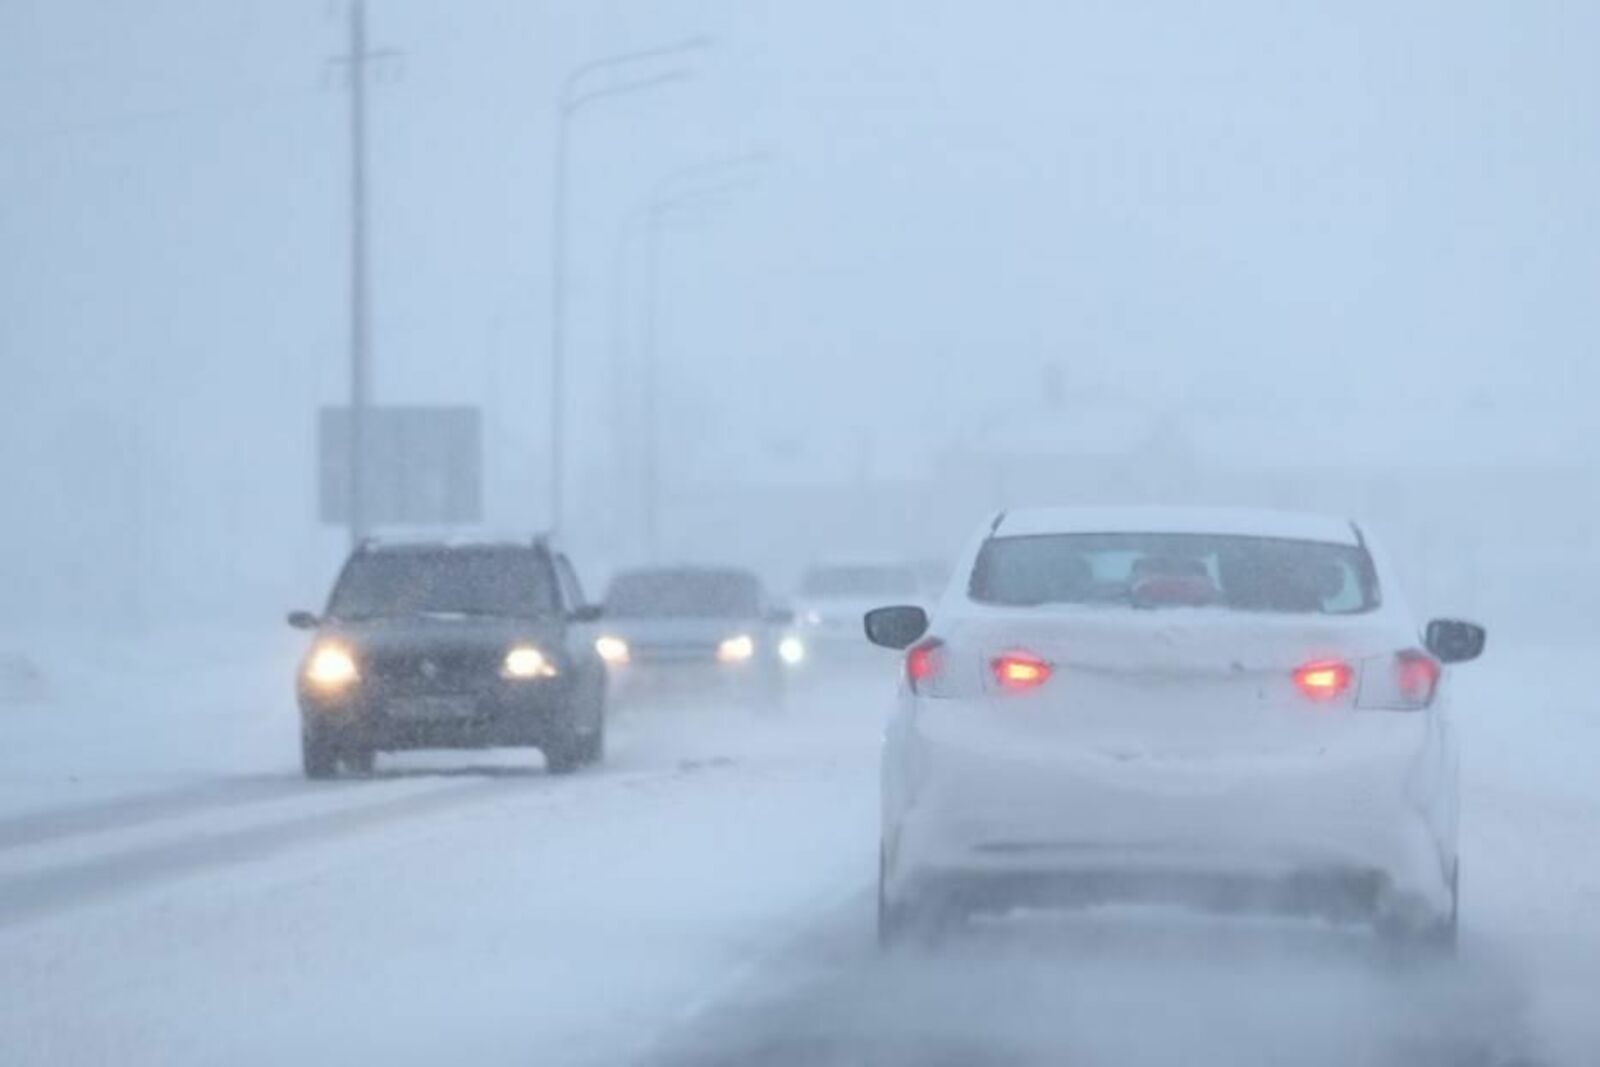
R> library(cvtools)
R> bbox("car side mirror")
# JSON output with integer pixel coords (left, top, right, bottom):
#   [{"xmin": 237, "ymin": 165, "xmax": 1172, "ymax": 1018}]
[
  {"xmin": 287, "ymin": 610, "xmax": 320, "ymax": 631},
  {"xmin": 569, "ymin": 604, "xmax": 603, "ymax": 624},
  {"xmin": 864, "ymin": 605, "xmax": 929, "ymax": 650},
  {"xmin": 1425, "ymin": 619, "xmax": 1486, "ymax": 664}
]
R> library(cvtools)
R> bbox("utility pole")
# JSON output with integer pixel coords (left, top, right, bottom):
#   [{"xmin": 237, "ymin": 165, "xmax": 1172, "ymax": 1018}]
[{"xmin": 333, "ymin": 0, "xmax": 397, "ymax": 547}]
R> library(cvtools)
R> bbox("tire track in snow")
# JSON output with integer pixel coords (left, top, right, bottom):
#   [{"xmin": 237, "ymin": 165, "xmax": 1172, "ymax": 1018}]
[
  {"xmin": 0, "ymin": 759, "xmax": 705, "ymax": 927},
  {"xmin": 0, "ymin": 776, "xmax": 310, "ymax": 851}
]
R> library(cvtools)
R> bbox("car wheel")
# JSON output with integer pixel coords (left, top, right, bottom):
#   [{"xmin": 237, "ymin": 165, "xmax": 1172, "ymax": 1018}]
[
  {"xmin": 544, "ymin": 736, "xmax": 582, "ymax": 775},
  {"xmin": 302, "ymin": 729, "xmax": 338, "ymax": 780},
  {"xmin": 342, "ymin": 745, "xmax": 376, "ymax": 776},
  {"xmin": 877, "ymin": 845, "xmax": 950, "ymax": 951},
  {"xmin": 543, "ymin": 715, "xmax": 584, "ymax": 775},
  {"xmin": 877, "ymin": 880, "xmax": 907, "ymax": 949},
  {"xmin": 581, "ymin": 707, "xmax": 606, "ymax": 765},
  {"xmin": 1430, "ymin": 859, "xmax": 1462, "ymax": 955},
  {"xmin": 1377, "ymin": 864, "xmax": 1459, "ymax": 960}
]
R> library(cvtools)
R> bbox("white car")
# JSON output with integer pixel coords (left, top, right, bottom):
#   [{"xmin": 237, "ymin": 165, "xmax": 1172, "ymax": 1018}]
[
  {"xmin": 791, "ymin": 560, "xmax": 924, "ymax": 662},
  {"xmin": 866, "ymin": 507, "xmax": 1486, "ymax": 952}
]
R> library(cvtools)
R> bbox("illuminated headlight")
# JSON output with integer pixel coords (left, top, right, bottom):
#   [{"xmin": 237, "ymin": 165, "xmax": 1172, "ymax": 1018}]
[
  {"xmin": 716, "ymin": 634, "xmax": 756, "ymax": 664},
  {"xmin": 304, "ymin": 644, "xmax": 359, "ymax": 689},
  {"xmin": 778, "ymin": 636, "xmax": 806, "ymax": 666},
  {"xmin": 595, "ymin": 635, "xmax": 630, "ymax": 665},
  {"xmin": 502, "ymin": 645, "xmax": 557, "ymax": 680}
]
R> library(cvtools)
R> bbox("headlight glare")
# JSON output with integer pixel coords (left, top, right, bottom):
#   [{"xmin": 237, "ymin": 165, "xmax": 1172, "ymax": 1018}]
[
  {"xmin": 595, "ymin": 635, "xmax": 630, "ymax": 665},
  {"xmin": 717, "ymin": 634, "xmax": 756, "ymax": 664},
  {"xmin": 305, "ymin": 645, "xmax": 359, "ymax": 689},
  {"xmin": 502, "ymin": 645, "xmax": 557, "ymax": 679},
  {"xmin": 778, "ymin": 636, "xmax": 806, "ymax": 666}
]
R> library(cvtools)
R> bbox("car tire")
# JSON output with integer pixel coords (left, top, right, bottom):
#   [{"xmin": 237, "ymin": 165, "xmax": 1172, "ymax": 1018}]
[
  {"xmin": 342, "ymin": 745, "xmax": 376, "ymax": 776},
  {"xmin": 580, "ymin": 707, "xmax": 606, "ymax": 765},
  {"xmin": 544, "ymin": 738, "xmax": 582, "ymax": 775},
  {"xmin": 877, "ymin": 845, "xmax": 951, "ymax": 951},
  {"xmin": 1378, "ymin": 862, "xmax": 1459, "ymax": 960},
  {"xmin": 543, "ymin": 719, "xmax": 584, "ymax": 775},
  {"xmin": 547, "ymin": 677, "xmax": 605, "ymax": 775},
  {"xmin": 302, "ymin": 729, "xmax": 338, "ymax": 780}
]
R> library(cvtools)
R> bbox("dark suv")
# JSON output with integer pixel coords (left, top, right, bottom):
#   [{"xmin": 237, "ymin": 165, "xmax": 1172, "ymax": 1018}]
[{"xmin": 288, "ymin": 539, "xmax": 606, "ymax": 779}]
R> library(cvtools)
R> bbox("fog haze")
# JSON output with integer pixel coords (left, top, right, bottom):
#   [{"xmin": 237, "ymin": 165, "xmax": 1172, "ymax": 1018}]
[{"xmin": 3, "ymin": 1, "xmax": 1597, "ymax": 611}]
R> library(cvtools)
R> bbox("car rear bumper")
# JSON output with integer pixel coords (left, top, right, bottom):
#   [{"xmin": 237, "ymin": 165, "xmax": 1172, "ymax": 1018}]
[{"xmin": 886, "ymin": 714, "xmax": 1456, "ymax": 924}]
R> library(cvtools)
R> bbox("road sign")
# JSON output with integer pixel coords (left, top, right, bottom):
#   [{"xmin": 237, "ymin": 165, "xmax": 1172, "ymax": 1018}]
[{"xmin": 319, "ymin": 406, "xmax": 482, "ymax": 526}]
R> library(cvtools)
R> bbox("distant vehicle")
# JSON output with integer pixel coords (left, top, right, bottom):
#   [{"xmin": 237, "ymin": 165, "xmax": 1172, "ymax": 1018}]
[
  {"xmin": 792, "ymin": 560, "xmax": 922, "ymax": 660},
  {"xmin": 595, "ymin": 566, "xmax": 795, "ymax": 707},
  {"xmin": 288, "ymin": 538, "xmax": 607, "ymax": 779},
  {"xmin": 868, "ymin": 507, "xmax": 1486, "ymax": 953}
]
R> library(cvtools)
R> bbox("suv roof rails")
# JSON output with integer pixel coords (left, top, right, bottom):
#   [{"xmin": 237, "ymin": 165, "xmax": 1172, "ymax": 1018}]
[{"xmin": 353, "ymin": 532, "xmax": 552, "ymax": 553}]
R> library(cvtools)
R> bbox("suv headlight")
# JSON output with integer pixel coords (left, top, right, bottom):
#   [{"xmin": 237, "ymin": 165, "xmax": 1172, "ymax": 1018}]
[
  {"xmin": 502, "ymin": 645, "xmax": 557, "ymax": 680},
  {"xmin": 305, "ymin": 644, "xmax": 359, "ymax": 689},
  {"xmin": 717, "ymin": 634, "xmax": 755, "ymax": 663}
]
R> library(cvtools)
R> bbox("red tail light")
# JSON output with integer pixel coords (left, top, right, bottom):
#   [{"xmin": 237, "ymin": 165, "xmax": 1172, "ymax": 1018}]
[
  {"xmin": 1394, "ymin": 649, "xmax": 1441, "ymax": 707},
  {"xmin": 991, "ymin": 652, "xmax": 1052, "ymax": 692},
  {"xmin": 906, "ymin": 639, "xmax": 944, "ymax": 693},
  {"xmin": 1293, "ymin": 660, "xmax": 1353, "ymax": 702}
]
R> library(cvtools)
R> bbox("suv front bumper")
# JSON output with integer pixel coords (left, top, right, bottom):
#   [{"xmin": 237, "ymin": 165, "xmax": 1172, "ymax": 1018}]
[{"xmin": 299, "ymin": 678, "xmax": 572, "ymax": 750}]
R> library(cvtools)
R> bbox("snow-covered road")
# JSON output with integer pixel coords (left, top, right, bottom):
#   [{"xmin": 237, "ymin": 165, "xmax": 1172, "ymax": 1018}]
[{"xmin": 0, "ymin": 629, "xmax": 1594, "ymax": 1065}]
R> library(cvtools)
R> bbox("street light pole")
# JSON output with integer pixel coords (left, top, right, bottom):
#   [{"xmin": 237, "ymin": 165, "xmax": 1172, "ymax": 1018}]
[
  {"xmin": 616, "ymin": 156, "xmax": 767, "ymax": 557},
  {"xmin": 546, "ymin": 37, "xmax": 708, "ymax": 540}
]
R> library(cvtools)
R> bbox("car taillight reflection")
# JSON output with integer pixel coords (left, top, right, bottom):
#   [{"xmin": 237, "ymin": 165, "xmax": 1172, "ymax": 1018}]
[
  {"xmin": 991, "ymin": 652, "xmax": 1052, "ymax": 692},
  {"xmin": 1293, "ymin": 660, "xmax": 1353, "ymax": 702}
]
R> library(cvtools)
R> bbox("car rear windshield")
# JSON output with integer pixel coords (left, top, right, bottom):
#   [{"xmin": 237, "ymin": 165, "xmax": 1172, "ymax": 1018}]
[
  {"xmin": 799, "ymin": 565, "xmax": 920, "ymax": 599},
  {"xmin": 327, "ymin": 548, "xmax": 557, "ymax": 620},
  {"xmin": 605, "ymin": 570, "xmax": 763, "ymax": 618},
  {"xmin": 969, "ymin": 532, "xmax": 1380, "ymax": 614}
]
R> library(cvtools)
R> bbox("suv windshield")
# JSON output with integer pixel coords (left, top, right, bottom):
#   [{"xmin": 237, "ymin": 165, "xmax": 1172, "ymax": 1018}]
[
  {"xmin": 605, "ymin": 570, "xmax": 762, "ymax": 619},
  {"xmin": 799, "ymin": 565, "xmax": 919, "ymax": 600},
  {"xmin": 327, "ymin": 548, "xmax": 557, "ymax": 620},
  {"xmin": 970, "ymin": 533, "xmax": 1379, "ymax": 614}
]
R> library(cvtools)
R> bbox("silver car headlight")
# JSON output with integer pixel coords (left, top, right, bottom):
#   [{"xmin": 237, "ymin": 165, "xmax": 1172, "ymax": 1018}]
[
  {"xmin": 716, "ymin": 634, "xmax": 755, "ymax": 663},
  {"xmin": 502, "ymin": 645, "xmax": 558, "ymax": 680}
]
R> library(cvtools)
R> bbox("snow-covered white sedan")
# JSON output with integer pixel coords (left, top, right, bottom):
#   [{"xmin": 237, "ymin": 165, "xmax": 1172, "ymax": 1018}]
[{"xmin": 866, "ymin": 507, "xmax": 1486, "ymax": 951}]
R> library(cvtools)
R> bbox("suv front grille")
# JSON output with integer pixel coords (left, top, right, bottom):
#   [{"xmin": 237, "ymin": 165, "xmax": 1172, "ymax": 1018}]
[{"xmin": 366, "ymin": 648, "xmax": 504, "ymax": 694}]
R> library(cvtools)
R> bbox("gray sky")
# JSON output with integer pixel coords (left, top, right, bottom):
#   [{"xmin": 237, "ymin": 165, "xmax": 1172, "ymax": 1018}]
[{"xmin": 3, "ymin": 0, "xmax": 1597, "ymax": 614}]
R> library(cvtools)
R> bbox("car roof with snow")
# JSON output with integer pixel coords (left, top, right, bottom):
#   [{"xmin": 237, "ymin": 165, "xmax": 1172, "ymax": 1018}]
[{"xmin": 992, "ymin": 507, "xmax": 1360, "ymax": 546}]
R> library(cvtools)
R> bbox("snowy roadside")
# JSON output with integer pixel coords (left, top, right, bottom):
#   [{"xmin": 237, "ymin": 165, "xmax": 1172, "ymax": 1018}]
[
  {"xmin": 1453, "ymin": 642, "xmax": 1600, "ymax": 1066},
  {"xmin": 0, "ymin": 624, "xmax": 305, "ymax": 815}
]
